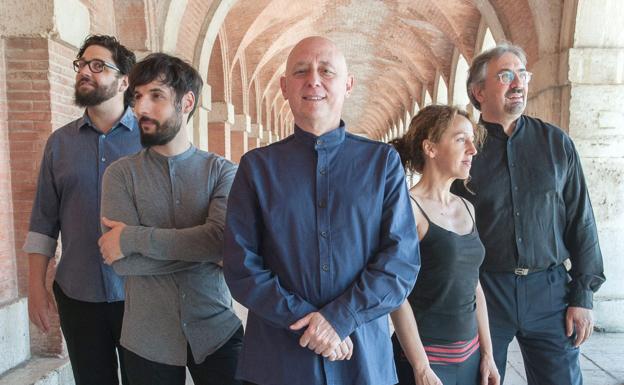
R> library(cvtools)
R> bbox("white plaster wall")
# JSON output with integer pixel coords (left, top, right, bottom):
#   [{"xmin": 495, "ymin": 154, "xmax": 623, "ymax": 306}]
[{"xmin": 0, "ymin": 299, "xmax": 30, "ymax": 376}]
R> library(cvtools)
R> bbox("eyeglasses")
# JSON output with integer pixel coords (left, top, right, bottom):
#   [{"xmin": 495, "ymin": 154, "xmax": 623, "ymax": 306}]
[
  {"xmin": 73, "ymin": 59, "xmax": 121, "ymax": 73},
  {"xmin": 496, "ymin": 70, "xmax": 532, "ymax": 85}
]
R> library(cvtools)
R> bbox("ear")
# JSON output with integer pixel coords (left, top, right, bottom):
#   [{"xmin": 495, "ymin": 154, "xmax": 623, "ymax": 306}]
[
  {"xmin": 345, "ymin": 75, "xmax": 354, "ymax": 97},
  {"xmin": 181, "ymin": 91, "xmax": 195, "ymax": 114},
  {"xmin": 279, "ymin": 76, "xmax": 288, "ymax": 100},
  {"xmin": 422, "ymin": 139, "xmax": 436, "ymax": 159},
  {"xmin": 471, "ymin": 84, "xmax": 485, "ymax": 106},
  {"xmin": 118, "ymin": 75, "xmax": 129, "ymax": 93}
]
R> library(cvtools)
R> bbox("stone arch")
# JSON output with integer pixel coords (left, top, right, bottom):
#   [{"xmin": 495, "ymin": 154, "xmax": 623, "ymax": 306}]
[{"xmin": 449, "ymin": 49, "xmax": 470, "ymax": 109}]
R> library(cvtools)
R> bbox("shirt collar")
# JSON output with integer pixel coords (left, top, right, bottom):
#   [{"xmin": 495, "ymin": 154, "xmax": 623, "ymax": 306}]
[
  {"xmin": 293, "ymin": 120, "xmax": 346, "ymax": 150},
  {"xmin": 479, "ymin": 115, "xmax": 525, "ymax": 140},
  {"xmin": 79, "ymin": 106, "xmax": 137, "ymax": 133},
  {"xmin": 147, "ymin": 144, "xmax": 197, "ymax": 162}
]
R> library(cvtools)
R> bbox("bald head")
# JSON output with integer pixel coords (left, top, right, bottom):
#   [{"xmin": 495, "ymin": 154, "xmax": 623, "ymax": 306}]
[
  {"xmin": 286, "ymin": 36, "xmax": 349, "ymax": 74},
  {"xmin": 281, "ymin": 36, "xmax": 354, "ymax": 136}
]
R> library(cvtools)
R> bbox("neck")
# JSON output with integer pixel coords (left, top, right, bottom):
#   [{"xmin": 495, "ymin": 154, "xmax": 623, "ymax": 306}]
[
  {"xmin": 151, "ymin": 122, "xmax": 192, "ymax": 157},
  {"xmin": 413, "ymin": 168, "xmax": 455, "ymax": 205},
  {"xmin": 85, "ymin": 95, "xmax": 125, "ymax": 134},
  {"xmin": 481, "ymin": 110, "xmax": 519, "ymax": 136}
]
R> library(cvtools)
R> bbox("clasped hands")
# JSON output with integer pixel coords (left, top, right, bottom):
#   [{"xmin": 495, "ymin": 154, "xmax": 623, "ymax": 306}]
[{"xmin": 290, "ymin": 312, "xmax": 353, "ymax": 361}]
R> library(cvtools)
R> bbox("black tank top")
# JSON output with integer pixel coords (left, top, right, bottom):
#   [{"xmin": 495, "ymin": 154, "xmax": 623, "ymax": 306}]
[{"xmin": 408, "ymin": 195, "xmax": 485, "ymax": 342}]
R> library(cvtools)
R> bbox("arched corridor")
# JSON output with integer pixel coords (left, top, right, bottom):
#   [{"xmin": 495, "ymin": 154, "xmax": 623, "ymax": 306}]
[{"xmin": 0, "ymin": 0, "xmax": 622, "ymax": 383}]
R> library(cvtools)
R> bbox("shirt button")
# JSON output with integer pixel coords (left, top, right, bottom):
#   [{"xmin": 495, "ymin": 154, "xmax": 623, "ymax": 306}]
[
  {"xmin": 100, "ymin": 134, "xmax": 106, "ymax": 139},
  {"xmin": 518, "ymin": 237, "xmax": 523, "ymax": 243},
  {"xmin": 515, "ymin": 211, "xmax": 520, "ymax": 216},
  {"xmin": 318, "ymin": 200, "xmax": 326, "ymax": 208},
  {"xmin": 514, "ymin": 186, "xmax": 519, "ymax": 191},
  {"xmin": 101, "ymin": 157, "xmax": 106, "ymax": 162},
  {"xmin": 183, "ymin": 322, "xmax": 188, "ymax": 327},
  {"xmin": 320, "ymin": 168, "xmax": 327, "ymax": 175},
  {"xmin": 176, "ymin": 200, "xmax": 181, "ymax": 205},
  {"xmin": 322, "ymin": 264, "xmax": 329, "ymax": 272},
  {"xmin": 181, "ymin": 293, "xmax": 186, "ymax": 299},
  {"xmin": 316, "ymin": 139, "xmax": 323, "ymax": 145},
  {"xmin": 511, "ymin": 163, "xmax": 516, "ymax": 167},
  {"xmin": 321, "ymin": 231, "xmax": 328, "ymax": 238}
]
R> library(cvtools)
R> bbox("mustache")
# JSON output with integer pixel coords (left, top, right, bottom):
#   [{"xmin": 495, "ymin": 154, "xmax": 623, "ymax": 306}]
[
  {"xmin": 506, "ymin": 87, "xmax": 524, "ymax": 97},
  {"xmin": 139, "ymin": 117, "xmax": 160, "ymax": 127},
  {"xmin": 77, "ymin": 76, "xmax": 96, "ymax": 86}
]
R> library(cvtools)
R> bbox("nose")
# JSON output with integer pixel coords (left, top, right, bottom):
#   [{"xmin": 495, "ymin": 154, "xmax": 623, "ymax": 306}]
[
  {"xmin": 305, "ymin": 69, "xmax": 321, "ymax": 87},
  {"xmin": 466, "ymin": 138, "xmax": 477, "ymax": 155},
  {"xmin": 133, "ymin": 97, "xmax": 150, "ymax": 118},
  {"xmin": 510, "ymin": 71, "xmax": 523, "ymax": 88}
]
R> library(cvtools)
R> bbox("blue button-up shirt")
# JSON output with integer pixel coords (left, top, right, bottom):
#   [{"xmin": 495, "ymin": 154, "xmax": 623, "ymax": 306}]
[
  {"xmin": 224, "ymin": 123, "xmax": 420, "ymax": 385},
  {"xmin": 24, "ymin": 107, "xmax": 141, "ymax": 302}
]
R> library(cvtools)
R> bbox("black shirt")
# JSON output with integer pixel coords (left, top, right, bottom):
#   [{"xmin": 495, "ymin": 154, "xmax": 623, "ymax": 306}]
[
  {"xmin": 408, "ymin": 197, "xmax": 485, "ymax": 341},
  {"xmin": 452, "ymin": 115, "xmax": 605, "ymax": 309}
]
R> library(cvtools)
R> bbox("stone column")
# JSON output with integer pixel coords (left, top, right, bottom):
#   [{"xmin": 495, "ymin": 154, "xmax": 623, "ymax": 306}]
[
  {"xmin": 230, "ymin": 114, "xmax": 250, "ymax": 163},
  {"xmin": 208, "ymin": 101, "xmax": 234, "ymax": 160},
  {"xmin": 564, "ymin": 0, "xmax": 624, "ymax": 332}
]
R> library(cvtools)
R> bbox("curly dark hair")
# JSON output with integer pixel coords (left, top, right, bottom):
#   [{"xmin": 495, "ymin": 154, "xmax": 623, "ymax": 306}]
[
  {"xmin": 390, "ymin": 105, "xmax": 485, "ymax": 174},
  {"xmin": 77, "ymin": 35, "xmax": 136, "ymax": 75}
]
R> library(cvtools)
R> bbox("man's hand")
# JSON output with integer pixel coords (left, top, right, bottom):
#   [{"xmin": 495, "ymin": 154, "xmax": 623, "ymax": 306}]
[
  {"xmin": 290, "ymin": 312, "xmax": 342, "ymax": 358},
  {"xmin": 28, "ymin": 283, "xmax": 57, "ymax": 333},
  {"xmin": 98, "ymin": 217, "xmax": 127, "ymax": 265},
  {"xmin": 566, "ymin": 306, "xmax": 594, "ymax": 347},
  {"xmin": 331, "ymin": 336, "xmax": 353, "ymax": 361}
]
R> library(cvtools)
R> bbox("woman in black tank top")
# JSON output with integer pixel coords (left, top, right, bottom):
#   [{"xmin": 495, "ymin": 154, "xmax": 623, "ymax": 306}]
[{"xmin": 389, "ymin": 105, "xmax": 499, "ymax": 385}]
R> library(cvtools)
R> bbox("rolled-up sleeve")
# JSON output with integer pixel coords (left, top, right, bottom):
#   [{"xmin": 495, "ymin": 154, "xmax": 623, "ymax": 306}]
[{"xmin": 23, "ymin": 137, "xmax": 59, "ymax": 258}]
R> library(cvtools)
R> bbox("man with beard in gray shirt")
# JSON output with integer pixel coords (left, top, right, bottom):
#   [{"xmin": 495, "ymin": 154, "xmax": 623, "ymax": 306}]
[{"xmin": 98, "ymin": 53, "xmax": 242, "ymax": 385}]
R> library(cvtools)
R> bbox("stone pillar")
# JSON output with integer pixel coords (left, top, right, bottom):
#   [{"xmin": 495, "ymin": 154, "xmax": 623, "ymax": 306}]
[
  {"xmin": 230, "ymin": 114, "xmax": 250, "ymax": 163},
  {"xmin": 564, "ymin": 0, "xmax": 624, "ymax": 332},
  {"xmin": 191, "ymin": 84, "xmax": 211, "ymax": 151},
  {"xmin": 208, "ymin": 101, "xmax": 234, "ymax": 160}
]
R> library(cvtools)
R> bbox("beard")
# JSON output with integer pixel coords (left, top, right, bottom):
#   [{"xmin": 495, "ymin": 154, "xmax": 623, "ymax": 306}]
[
  {"xmin": 139, "ymin": 110, "xmax": 184, "ymax": 147},
  {"xmin": 504, "ymin": 87, "xmax": 526, "ymax": 115},
  {"xmin": 74, "ymin": 77, "xmax": 119, "ymax": 107}
]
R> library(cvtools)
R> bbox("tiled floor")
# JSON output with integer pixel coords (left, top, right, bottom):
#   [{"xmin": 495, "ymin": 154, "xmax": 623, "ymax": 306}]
[{"xmin": 503, "ymin": 333, "xmax": 624, "ymax": 385}]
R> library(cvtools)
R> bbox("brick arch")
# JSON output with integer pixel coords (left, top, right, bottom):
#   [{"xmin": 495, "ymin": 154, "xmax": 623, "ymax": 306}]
[{"xmin": 207, "ymin": 30, "xmax": 230, "ymax": 103}]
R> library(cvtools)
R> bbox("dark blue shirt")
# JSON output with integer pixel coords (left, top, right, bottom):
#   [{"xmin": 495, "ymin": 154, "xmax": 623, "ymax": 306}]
[
  {"xmin": 452, "ymin": 115, "xmax": 605, "ymax": 308},
  {"xmin": 224, "ymin": 123, "xmax": 420, "ymax": 385},
  {"xmin": 24, "ymin": 107, "xmax": 141, "ymax": 302}
]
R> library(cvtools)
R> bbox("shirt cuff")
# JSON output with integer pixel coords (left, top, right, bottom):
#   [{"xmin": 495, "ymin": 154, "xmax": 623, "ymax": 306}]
[
  {"xmin": 568, "ymin": 287, "xmax": 594, "ymax": 309},
  {"xmin": 319, "ymin": 298, "xmax": 360, "ymax": 340},
  {"xmin": 22, "ymin": 231, "xmax": 57, "ymax": 258},
  {"xmin": 120, "ymin": 225, "xmax": 141, "ymax": 257}
]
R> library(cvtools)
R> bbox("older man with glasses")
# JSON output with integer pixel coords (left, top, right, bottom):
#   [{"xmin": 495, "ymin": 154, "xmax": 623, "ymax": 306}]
[
  {"xmin": 24, "ymin": 35, "xmax": 140, "ymax": 385},
  {"xmin": 452, "ymin": 42, "xmax": 605, "ymax": 385}
]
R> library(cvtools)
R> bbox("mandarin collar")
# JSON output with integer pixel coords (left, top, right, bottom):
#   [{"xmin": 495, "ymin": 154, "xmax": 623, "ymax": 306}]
[
  {"xmin": 147, "ymin": 144, "xmax": 197, "ymax": 162},
  {"xmin": 480, "ymin": 115, "xmax": 524, "ymax": 140},
  {"xmin": 293, "ymin": 120, "xmax": 346, "ymax": 149}
]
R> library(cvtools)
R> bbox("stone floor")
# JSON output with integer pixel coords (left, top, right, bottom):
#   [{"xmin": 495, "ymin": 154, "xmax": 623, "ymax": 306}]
[
  {"xmin": 184, "ymin": 332, "xmax": 624, "ymax": 385},
  {"xmin": 503, "ymin": 333, "xmax": 624, "ymax": 385}
]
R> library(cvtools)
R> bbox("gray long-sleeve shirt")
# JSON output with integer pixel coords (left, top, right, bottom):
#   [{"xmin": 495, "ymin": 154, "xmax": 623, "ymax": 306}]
[{"xmin": 101, "ymin": 145, "xmax": 241, "ymax": 365}]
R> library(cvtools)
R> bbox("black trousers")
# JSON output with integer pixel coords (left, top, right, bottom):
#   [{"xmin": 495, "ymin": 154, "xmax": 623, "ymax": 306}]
[
  {"xmin": 53, "ymin": 281, "xmax": 127, "ymax": 385},
  {"xmin": 481, "ymin": 266, "xmax": 582, "ymax": 385},
  {"xmin": 124, "ymin": 325, "xmax": 244, "ymax": 385}
]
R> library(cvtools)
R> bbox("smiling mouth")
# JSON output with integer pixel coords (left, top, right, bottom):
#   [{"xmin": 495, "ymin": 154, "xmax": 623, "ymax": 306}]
[{"xmin": 303, "ymin": 96, "xmax": 325, "ymax": 101}]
